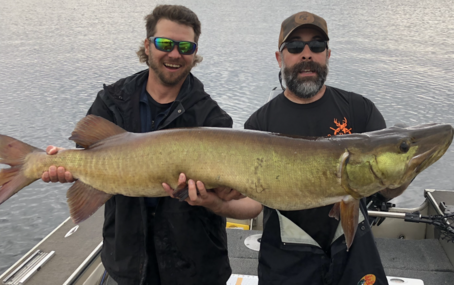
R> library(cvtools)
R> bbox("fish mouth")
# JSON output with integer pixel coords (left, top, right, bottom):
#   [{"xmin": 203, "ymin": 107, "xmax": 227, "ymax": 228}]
[
  {"xmin": 409, "ymin": 146, "xmax": 440, "ymax": 174},
  {"xmin": 403, "ymin": 123, "xmax": 453, "ymax": 179},
  {"xmin": 383, "ymin": 150, "xmax": 439, "ymax": 193}
]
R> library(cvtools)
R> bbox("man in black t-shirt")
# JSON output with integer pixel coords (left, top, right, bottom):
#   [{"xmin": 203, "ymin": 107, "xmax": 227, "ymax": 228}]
[{"xmin": 241, "ymin": 11, "xmax": 395, "ymax": 285}]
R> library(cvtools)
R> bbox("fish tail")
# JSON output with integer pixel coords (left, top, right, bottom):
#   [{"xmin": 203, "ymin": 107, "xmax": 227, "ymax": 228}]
[{"xmin": 0, "ymin": 134, "xmax": 43, "ymax": 205}]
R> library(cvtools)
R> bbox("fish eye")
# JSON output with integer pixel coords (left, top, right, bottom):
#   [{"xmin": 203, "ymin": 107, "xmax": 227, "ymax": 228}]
[{"xmin": 399, "ymin": 141, "xmax": 410, "ymax": 153}]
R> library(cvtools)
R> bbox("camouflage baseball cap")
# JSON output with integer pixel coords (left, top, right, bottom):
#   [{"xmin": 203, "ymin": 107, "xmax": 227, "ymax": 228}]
[{"xmin": 278, "ymin": 11, "xmax": 329, "ymax": 49}]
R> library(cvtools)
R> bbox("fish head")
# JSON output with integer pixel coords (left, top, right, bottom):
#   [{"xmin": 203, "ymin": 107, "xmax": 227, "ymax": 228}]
[{"xmin": 345, "ymin": 123, "xmax": 453, "ymax": 197}]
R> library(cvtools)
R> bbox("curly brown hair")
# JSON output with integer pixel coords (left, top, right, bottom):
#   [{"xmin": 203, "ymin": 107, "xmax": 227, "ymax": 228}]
[{"xmin": 137, "ymin": 5, "xmax": 203, "ymax": 67}]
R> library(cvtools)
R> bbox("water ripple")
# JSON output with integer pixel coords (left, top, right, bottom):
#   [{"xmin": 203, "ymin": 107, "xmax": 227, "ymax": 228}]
[{"xmin": 1, "ymin": 0, "xmax": 454, "ymax": 274}]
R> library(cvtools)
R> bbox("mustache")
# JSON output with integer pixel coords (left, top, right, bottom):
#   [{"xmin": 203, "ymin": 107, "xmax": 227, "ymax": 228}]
[{"xmin": 290, "ymin": 61, "xmax": 326, "ymax": 75}]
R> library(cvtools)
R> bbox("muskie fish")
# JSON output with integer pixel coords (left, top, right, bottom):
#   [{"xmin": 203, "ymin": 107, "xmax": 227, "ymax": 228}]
[{"xmin": 0, "ymin": 115, "xmax": 452, "ymax": 250}]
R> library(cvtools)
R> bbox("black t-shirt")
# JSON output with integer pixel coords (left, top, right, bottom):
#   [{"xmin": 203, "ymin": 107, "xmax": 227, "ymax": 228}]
[
  {"xmin": 147, "ymin": 91, "xmax": 173, "ymax": 128},
  {"xmin": 244, "ymin": 85, "xmax": 386, "ymax": 251}
]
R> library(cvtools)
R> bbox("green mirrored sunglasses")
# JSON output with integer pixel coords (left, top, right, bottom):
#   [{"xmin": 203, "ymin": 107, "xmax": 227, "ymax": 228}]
[{"xmin": 149, "ymin": 37, "xmax": 197, "ymax": 55}]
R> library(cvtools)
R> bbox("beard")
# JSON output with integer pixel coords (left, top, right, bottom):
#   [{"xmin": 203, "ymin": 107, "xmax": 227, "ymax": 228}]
[
  {"xmin": 148, "ymin": 52, "xmax": 193, "ymax": 87},
  {"xmin": 282, "ymin": 58, "xmax": 329, "ymax": 99}
]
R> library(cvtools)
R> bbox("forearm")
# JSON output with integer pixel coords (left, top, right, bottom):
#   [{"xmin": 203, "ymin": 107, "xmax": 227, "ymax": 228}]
[
  {"xmin": 164, "ymin": 176, "xmax": 263, "ymax": 219},
  {"xmin": 212, "ymin": 197, "xmax": 263, "ymax": 219}
]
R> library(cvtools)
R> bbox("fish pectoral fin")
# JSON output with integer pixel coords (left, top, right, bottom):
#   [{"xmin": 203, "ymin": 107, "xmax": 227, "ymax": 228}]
[
  {"xmin": 173, "ymin": 180, "xmax": 189, "ymax": 202},
  {"xmin": 340, "ymin": 196, "xmax": 360, "ymax": 251},
  {"xmin": 329, "ymin": 202, "xmax": 341, "ymax": 220},
  {"xmin": 69, "ymin": 115, "xmax": 127, "ymax": 148},
  {"xmin": 67, "ymin": 180, "xmax": 113, "ymax": 224}
]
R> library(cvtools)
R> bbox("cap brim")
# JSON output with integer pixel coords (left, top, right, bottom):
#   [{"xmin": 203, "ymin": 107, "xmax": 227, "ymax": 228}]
[{"xmin": 282, "ymin": 23, "xmax": 329, "ymax": 44}]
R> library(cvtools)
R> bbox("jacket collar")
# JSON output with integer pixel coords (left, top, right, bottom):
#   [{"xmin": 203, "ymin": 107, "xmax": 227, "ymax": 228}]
[
  {"xmin": 102, "ymin": 68, "xmax": 211, "ymax": 132},
  {"xmin": 115, "ymin": 69, "xmax": 209, "ymax": 111}
]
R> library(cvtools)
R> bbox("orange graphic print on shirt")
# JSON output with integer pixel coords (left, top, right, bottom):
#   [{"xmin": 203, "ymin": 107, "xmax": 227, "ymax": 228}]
[
  {"xmin": 357, "ymin": 274, "xmax": 376, "ymax": 285},
  {"xmin": 329, "ymin": 117, "xmax": 352, "ymax": 136}
]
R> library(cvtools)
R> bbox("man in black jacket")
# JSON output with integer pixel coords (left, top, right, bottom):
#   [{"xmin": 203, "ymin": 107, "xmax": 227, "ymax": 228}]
[{"xmin": 42, "ymin": 5, "xmax": 233, "ymax": 285}]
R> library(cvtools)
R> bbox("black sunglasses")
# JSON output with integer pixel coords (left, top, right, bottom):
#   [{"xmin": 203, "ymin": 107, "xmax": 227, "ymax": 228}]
[
  {"xmin": 149, "ymin": 37, "xmax": 197, "ymax": 55},
  {"xmin": 280, "ymin": 40, "xmax": 328, "ymax": 54}
]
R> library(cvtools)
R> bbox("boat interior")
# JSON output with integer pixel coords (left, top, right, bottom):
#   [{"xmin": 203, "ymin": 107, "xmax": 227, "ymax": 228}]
[{"xmin": 1, "ymin": 189, "xmax": 454, "ymax": 285}]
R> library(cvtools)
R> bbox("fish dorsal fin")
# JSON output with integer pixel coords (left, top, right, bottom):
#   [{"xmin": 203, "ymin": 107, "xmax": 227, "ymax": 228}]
[
  {"xmin": 69, "ymin": 115, "xmax": 127, "ymax": 148},
  {"xmin": 67, "ymin": 180, "xmax": 113, "ymax": 224}
]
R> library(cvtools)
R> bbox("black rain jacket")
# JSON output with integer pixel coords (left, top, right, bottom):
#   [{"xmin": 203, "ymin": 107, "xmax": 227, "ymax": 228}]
[{"xmin": 87, "ymin": 69, "xmax": 233, "ymax": 285}]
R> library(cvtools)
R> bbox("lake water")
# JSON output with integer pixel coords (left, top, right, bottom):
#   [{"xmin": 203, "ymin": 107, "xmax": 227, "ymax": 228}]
[{"xmin": 0, "ymin": 0, "xmax": 453, "ymax": 273}]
